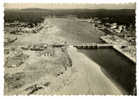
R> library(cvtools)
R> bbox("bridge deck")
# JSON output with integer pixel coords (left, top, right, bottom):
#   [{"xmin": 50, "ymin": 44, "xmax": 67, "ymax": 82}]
[{"xmin": 52, "ymin": 43, "xmax": 113, "ymax": 48}]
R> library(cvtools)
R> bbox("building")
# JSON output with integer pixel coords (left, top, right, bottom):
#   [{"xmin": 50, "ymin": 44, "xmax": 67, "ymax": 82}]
[{"xmin": 110, "ymin": 23, "xmax": 117, "ymax": 29}]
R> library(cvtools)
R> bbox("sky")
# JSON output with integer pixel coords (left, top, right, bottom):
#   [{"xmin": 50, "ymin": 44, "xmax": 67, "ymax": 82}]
[{"xmin": 4, "ymin": 3, "xmax": 136, "ymax": 9}]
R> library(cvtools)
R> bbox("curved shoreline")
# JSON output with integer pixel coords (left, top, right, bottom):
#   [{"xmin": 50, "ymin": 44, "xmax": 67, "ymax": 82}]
[{"xmin": 66, "ymin": 46, "xmax": 124, "ymax": 95}]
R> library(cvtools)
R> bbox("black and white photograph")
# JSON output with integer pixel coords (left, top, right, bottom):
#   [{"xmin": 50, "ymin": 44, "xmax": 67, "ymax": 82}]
[{"xmin": 2, "ymin": 1, "xmax": 137, "ymax": 96}]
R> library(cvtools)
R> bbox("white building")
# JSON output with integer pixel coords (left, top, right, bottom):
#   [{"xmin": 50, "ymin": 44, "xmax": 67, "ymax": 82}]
[{"xmin": 110, "ymin": 23, "xmax": 117, "ymax": 29}]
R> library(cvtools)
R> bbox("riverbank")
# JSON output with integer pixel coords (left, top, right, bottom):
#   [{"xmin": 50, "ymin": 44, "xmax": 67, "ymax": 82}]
[
  {"xmin": 64, "ymin": 46, "xmax": 124, "ymax": 95},
  {"xmin": 113, "ymin": 45, "xmax": 136, "ymax": 63},
  {"xmin": 100, "ymin": 35, "xmax": 136, "ymax": 63}
]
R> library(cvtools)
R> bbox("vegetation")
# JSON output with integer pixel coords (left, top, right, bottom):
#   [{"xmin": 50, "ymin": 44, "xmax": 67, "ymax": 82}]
[
  {"xmin": 4, "ymin": 9, "xmax": 45, "ymax": 25},
  {"xmin": 4, "ymin": 9, "xmax": 135, "ymax": 26}
]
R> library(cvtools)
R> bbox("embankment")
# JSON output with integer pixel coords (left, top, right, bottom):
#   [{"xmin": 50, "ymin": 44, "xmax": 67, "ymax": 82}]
[{"xmin": 64, "ymin": 46, "xmax": 124, "ymax": 95}]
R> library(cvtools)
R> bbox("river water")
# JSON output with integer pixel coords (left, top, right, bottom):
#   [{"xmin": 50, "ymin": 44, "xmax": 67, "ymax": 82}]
[{"xmin": 79, "ymin": 48, "xmax": 136, "ymax": 95}]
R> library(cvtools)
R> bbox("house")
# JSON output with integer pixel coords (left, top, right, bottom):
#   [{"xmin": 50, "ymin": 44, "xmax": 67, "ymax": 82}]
[
  {"xmin": 105, "ymin": 23, "xmax": 111, "ymax": 27},
  {"xmin": 114, "ymin": 25, "xmax": 123, "ymax": 33},
  {"xmin": 110, "ymin": 23, "xmax": 117, "ymax": 29}
]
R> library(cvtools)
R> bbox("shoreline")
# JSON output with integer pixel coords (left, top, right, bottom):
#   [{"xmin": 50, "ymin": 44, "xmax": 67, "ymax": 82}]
[
  {"xmin": 66, "ymin": 46, "xmax": 124, "ymax": 95},
  {"xmin": 113, "ymin": 45, "xmax": 136, "ymax": 64},
  {"xmin": 100, "ymin": 36, "xmax": 136, "ymax": 64}
]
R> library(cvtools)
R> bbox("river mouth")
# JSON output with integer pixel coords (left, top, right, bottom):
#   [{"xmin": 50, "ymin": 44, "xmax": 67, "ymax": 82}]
[{"xmin": 79, "ymin": 48, "xmax": 136, "ymax": 95}]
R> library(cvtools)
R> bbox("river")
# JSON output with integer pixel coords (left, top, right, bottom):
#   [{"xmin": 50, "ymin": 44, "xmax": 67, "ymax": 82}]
[{"xmin": 79, "ymin": 48, "xmax": 136, "ymax": 95}]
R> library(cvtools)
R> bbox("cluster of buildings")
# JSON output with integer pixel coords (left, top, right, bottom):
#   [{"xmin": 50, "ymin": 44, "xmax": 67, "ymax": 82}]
[
  {"xmin": 5, "ymin": 21, "xmax": 43, "ymax": 35},
  {"xmin": 89, "ymin": 17, "xmax": 135, "ymax": 45},
  {"xmin": 90, "ymin": 18, "xmax": 126, "ymax": 33}
]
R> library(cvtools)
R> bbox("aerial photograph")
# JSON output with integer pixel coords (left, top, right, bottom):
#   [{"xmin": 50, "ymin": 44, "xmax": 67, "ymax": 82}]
[{"xmin": 4, "ymin": 3, "xmax": 136, "ymax": 95}]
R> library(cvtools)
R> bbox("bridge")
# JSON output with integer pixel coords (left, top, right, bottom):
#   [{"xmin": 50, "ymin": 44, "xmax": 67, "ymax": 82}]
[
  {"xmin": 72, "ymin": 43, "xmax": 113, "ymax": 49},
  {"xmin": 53, "ymin": 43, "xmax": 113, "ymax": 49}
]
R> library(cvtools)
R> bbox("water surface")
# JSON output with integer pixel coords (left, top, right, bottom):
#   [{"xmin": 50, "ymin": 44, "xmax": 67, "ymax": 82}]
[{"xmin": 79, "ymin": 48, "xmax": 136, "ymax": 95}]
